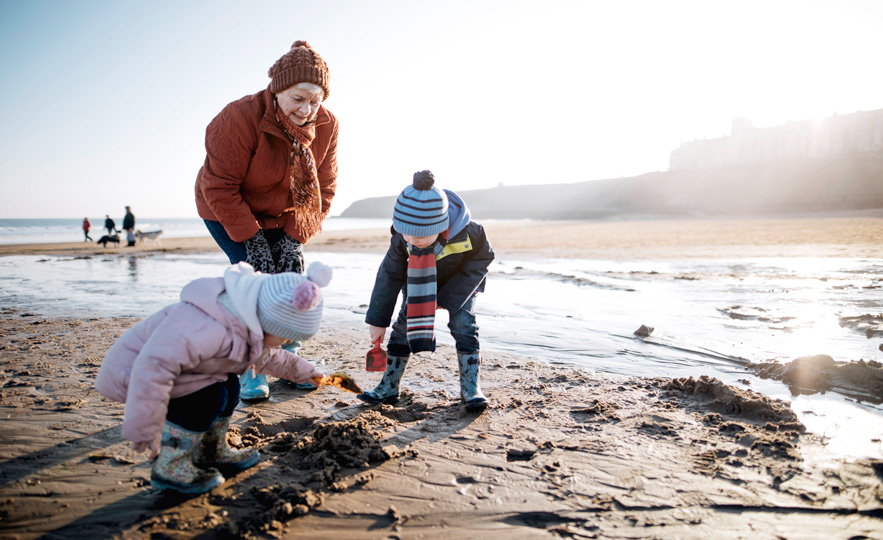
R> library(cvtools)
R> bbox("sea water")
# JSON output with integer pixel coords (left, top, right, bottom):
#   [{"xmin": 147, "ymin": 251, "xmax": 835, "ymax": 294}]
[
  {"xmin": 0, "ymin": 217, "xmax": 391, "ymax": 244},
  {"xmin": 0, "ymin": 250, "xmax": 881, "ymax": 460}
]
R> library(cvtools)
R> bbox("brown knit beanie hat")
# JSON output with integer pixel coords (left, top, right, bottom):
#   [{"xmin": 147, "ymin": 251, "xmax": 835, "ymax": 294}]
[{"xmin": 268, "ymin": 40, "xmax": 330, "ymax": 99}]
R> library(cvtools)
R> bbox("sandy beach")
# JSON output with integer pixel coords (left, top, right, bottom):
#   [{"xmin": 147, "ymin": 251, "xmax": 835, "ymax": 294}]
[{"xmin": 1, "ymin": 216, "xmax": 882, "ymax": 539}]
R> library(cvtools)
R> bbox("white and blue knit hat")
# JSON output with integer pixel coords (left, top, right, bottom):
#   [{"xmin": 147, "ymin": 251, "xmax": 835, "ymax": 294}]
[
  {"xmin": 257, "ymin": 262, "xmax": 332, "ymax": 342},
  {"xmin": 392, "ymin": 170, "xmax": 449, "ymax": 237}
]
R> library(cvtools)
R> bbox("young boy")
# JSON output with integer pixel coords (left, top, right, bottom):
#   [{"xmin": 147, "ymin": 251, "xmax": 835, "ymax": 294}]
[{"xmin": 358, "ymin": 170, "xmax": 495, "ymax": 410}]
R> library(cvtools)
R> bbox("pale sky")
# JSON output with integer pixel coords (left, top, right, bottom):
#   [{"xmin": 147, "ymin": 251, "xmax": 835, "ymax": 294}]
[{"xmin": 1, "ymin": 0, "xmax": 881, "ymax": 218}]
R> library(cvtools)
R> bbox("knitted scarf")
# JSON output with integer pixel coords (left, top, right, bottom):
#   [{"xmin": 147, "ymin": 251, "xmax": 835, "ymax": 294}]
[
  {"xmin": 406, "ymin": 245, "xmax": 438, "ymax": 353},
  {"xmin": 275, "ymin": 101, "xmax": 323, "ymax": 235}
]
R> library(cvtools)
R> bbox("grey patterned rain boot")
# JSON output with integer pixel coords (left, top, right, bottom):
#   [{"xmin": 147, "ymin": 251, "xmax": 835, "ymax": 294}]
[
  {"xmin": 458, "ymin": 352, "xmax": 488, "ymax": 411},
  {"xmin": 357, "ymin": 355, "xmax": 409, "ymax": 405},
  {"xmin": 150, "ymin": 421, "xmax": 225, "ymax": 493},
  {"xmin": 193, "ymin": 416, "xmax": 260, "ymax": 472}
]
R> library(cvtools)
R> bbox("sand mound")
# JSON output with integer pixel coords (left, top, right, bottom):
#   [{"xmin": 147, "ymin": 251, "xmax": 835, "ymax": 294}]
[
  {"xmin": 212, "ymin": 412, "xmax": 413, "ymax": 538},
  {"xmin": 752, "ymin": 354, "xmax": 883, "ymax": 403},
  {"xmin": 662, "ymin": 375, "xmax": 801, "ymax": 427}
]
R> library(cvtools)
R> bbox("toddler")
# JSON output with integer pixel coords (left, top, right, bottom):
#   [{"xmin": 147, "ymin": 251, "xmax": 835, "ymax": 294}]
[
  {"xmin": 95, "ymin": 261, "xmax": 331, "ymax": 493},
  {"xmin": 359, "ymin": 170, "xmax": 494, "ymax": 410}
]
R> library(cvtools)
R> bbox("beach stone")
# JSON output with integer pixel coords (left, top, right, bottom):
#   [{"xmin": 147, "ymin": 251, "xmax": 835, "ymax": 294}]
[{"xmin": 634, "ymin": 324, "xmax": 654, "ymax": 337}]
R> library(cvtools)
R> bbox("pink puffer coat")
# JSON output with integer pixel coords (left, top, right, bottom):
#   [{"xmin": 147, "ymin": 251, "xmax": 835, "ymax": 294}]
[{"xmin": 95, "ymin": 264, "xmax": 322, "ymax": 446}]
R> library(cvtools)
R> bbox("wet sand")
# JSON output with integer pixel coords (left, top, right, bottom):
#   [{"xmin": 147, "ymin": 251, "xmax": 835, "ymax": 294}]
[{"xmin": 1, "ymin": 215, "xmax": 883, "ymax": 539}]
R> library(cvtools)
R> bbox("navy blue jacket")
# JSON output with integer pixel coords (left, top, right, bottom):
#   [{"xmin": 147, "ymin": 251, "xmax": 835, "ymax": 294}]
[{"xmin": 365, "ymin": 191, "xmax": 494, "ymax": 327}]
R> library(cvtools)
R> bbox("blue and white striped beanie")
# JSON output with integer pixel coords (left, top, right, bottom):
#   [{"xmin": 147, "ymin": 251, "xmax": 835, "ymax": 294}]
[
  {"xmin": 257, "ymin": 262, "xmax": 333, "ymax": 342},
  {"xmin": 392, "ymin": 170, "xmax": 449, "ymax": 237}
]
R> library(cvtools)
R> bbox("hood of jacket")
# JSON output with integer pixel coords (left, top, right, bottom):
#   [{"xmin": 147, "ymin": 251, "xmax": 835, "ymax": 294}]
[
  {"xmin": 220, "ymin": 262, "xmax": 271, "ymax": 337},
  {"xmin": 178, "ymin": 262, "xmax": 270, "ymax": 342},
  {"xmin": 444, "ymin": 189, "xmax": 471, "ymax": 240}
]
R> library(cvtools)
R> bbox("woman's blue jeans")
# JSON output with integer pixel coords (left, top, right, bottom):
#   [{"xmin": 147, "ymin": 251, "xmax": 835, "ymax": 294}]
[
  {"xmin": 204, "ymin": 220, "xmax": 302, "ymax": 269},
  {"xmin": 204, "ymin": 220, "xmax": 247, "ymax": 264},
  {"xmin": 387, "ymin": 294, "xmax": 479, "ymax": 357}
]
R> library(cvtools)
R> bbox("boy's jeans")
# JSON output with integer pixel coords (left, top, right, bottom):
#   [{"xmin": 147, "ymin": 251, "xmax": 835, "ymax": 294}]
[{"xmin": 387, "ymin": 294, "xmax": 479, "ymax": 357}]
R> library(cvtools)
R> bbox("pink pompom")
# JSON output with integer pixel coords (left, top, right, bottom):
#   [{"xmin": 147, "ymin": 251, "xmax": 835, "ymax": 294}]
[{"xmin": 291, "ymin": 282, "xmax": 322, "ymax": 311}]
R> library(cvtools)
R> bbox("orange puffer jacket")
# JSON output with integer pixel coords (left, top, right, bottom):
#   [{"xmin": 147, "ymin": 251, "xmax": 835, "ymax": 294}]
[{"xmin": 195, "ymin": 86, "xmax": 339, "ymax": 243}]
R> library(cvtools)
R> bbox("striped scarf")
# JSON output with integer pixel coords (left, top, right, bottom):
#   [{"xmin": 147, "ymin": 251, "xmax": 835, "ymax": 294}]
[{"xmin": 406, "ymin": 245, "xmax": 438, "ymax": 353}]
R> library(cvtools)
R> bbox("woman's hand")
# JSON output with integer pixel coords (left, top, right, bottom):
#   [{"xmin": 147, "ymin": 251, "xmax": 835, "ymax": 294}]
[
  {"xmin": 273, "ymin": 233, "xmax": 304, "ymax": 273},
  {"xmin": 368, "ymin": 325, "xmax": 386, "ymax": 345},
  {"xmin": 244, "ymin": 230, "xmax": 274, "ymax": 273},
  {"xmin": 132, "ymin": 439, "xmax": 161, "ymax": 460}
]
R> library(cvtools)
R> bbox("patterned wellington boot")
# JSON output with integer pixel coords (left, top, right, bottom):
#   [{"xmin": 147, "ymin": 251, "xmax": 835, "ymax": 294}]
[
  {"xmin": 458, "ymin": 352, "xmax": 488, "ymax": 411},
  {"xmin": 193, "ymin": 416, "xmax": 260, "ymax": 472},
  {"xmin": 240, "ymin": 370, "xmax": 269, "ymax": 401},
  {"xmin": 357, "ymin": 355, "xmax": 409, "ymax": 405},
  {"xmin": 150, "ymin": 421, "xmax": 225, "ymax": 493}
]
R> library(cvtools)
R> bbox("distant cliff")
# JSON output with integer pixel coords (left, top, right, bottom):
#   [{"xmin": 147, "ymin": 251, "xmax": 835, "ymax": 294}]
[{"xmin": 341, "ymin": 154, "xmax": 883, "ymax": 219}]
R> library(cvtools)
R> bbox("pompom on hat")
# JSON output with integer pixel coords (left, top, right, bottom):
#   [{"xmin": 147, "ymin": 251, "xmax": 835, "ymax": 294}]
[
  {"xmin": 257, "ymin": 262, "xmax": 332, "ymax": 342},
  {"xmin": 392, "ymin": 170, "xmax": 449, "ymax": 237},
  {"xmin": 268, "ymin": 40, "xmax": 330, "ymax": 99}
]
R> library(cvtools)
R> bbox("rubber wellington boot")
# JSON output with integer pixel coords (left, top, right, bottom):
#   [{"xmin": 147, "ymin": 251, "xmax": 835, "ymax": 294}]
[
  {"xmin": 458, "ymin": 352, "xmax": 488, "ymax": 411},
  {"xmin": 357, "ymin": 355, "xmax": 409, "ymax": 405},
  {"xmin": 193, "ymin": 416, "xmax": 260, "ymax": 472},
  {"xmin": 240, "ymin": 370, "xmax": 269, "ymax": 400},
  {"xmin": 150, "ymin": 421, "xmax": 225, "ymax": 493}
]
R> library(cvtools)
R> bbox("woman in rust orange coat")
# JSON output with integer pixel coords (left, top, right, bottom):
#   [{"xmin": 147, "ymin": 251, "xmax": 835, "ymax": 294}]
[{"xmin": 194, "ymin": 40, "xmax": 339, "ymax": 399}]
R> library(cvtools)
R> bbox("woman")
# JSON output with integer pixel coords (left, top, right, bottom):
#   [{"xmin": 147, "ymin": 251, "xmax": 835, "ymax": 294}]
[{"xmin": 194, "ymin": 40, "xmax": 339, "ymax": 400}]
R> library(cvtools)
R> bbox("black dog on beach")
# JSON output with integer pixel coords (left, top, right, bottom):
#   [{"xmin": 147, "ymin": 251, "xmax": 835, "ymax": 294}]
[{"xmin": 97, "ymin": 234, "xmax": 120, "ymax": 248}]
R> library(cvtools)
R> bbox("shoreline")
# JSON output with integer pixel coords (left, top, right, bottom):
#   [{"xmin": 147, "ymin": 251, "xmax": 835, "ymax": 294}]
[{"xmin": 1, "ymin": 213, "xmax": 882, "ymax": 259}]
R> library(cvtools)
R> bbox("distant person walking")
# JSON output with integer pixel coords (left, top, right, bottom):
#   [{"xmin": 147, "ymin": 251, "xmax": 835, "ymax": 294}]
[
  {"xmin": 194, "ymin": 40, "xmax": 339, "ymax": 400},
  {"xmin": 82, "ymin": 217, "xmax": 93, "ymax": 242},
  {"xmin": 122, "ymin": 206, "xmax": 136, "ymax": 247},
  {"xmin": 104, "ymin": 214, "xmax": 117, "ymax": 235}
]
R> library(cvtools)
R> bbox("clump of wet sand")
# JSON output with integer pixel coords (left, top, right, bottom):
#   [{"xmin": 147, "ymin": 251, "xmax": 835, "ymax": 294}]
[
  {"xmin": 661, "ymin": 375, "xmax": 806, "ymax": 466},
  {"xmin": 207, "ymin": 413, "xmax": 412, "ymax": 538},
  {"xmin": 662, "ymin": 374, "xmax": 802, "ymax": 426},
  {"xmin": 751, "ymin": 354, "xmax": 883, "ymax": 403}
]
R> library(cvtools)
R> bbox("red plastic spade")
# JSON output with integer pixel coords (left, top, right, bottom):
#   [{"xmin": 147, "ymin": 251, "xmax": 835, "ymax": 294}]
[{"xmin": 366, "ymin": 336, "xmax": 388, "ymax": 372}]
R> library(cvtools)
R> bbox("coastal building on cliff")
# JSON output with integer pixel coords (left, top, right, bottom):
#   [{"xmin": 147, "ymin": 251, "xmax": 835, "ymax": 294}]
[{"xmin": 669, "ymin": 108, "xmax": 883, "ymax": 170}]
